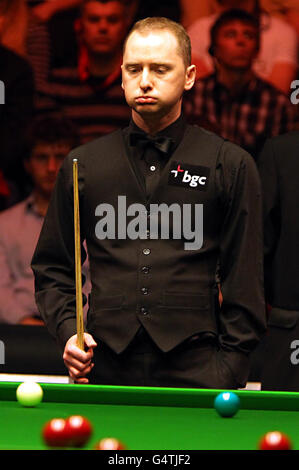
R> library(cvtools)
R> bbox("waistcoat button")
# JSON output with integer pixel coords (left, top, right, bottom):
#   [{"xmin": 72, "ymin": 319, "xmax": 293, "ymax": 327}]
[
  {"xmin": 140, "ymin": 307, "xmax": 149, "ymax": 315},
  {"xmin": 141, "ymin": 266, "xmax": 150, "ymax": 274}
]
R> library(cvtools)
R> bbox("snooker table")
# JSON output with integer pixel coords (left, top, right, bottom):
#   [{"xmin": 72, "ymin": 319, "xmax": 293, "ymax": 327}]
[{"xmin": 1, "ymin": 381, "xmax": 298, "ymax": 451}]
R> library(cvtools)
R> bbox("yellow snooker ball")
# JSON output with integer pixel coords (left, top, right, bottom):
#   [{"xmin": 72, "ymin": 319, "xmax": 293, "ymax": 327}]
[{"xmin": 16, "ymin": 381, "xmax": 43, "ymax": 407}]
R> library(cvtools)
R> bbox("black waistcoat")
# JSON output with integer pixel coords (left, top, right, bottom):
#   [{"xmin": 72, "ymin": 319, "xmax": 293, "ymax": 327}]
[{"xmin": 74, "ymin": 125, "xmax": 226, "ymax": 353}]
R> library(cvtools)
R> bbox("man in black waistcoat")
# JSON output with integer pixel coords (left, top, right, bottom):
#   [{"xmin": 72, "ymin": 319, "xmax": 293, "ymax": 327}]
[{"xmin": 31, "ymin": 17, "xmax": 266, "ymax": 388}]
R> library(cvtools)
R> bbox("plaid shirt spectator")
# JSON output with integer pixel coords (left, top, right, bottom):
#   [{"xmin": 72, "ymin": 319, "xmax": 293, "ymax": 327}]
[{"xmin": 184, "ymin": 73, "xmax": 295, "ymax": 159}]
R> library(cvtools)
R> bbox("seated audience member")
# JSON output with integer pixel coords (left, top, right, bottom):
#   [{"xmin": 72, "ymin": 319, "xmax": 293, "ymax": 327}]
[
  {"xmin": 35, "ymin": 0, "xmax": 132, "ymax": 144},
  {"xmin": 29, "ymin": 0, "xmax": 139, "ymax": 68},
  {"xmin": 255, "ymin": 131, "xmax": 299, "ymax": 391},
  {"xmin": 0, "ymin": 0, "xmax": 35, "ymax": 202},
  {"xmin": 184, "ymin": 9, "xmax": 295, "ymax": 160},
  {"xmin": 187, "ymin": 0, "xmax": 298, "ymax": 94},
  {"xmin": 0, "ymin": 116, "xmax": 89, "ymax": 325}
]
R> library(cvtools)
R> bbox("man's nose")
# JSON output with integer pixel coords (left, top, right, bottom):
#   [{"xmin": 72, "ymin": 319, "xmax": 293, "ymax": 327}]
[
  {"xmin": 98, "ymin": 19, "xmax": 109, "ymax": 32},
  {"xmin": 47, "ymin": 156, "xmax": 59, "ymax": 172},
  {"xmin": 236, "ymin": 34, "xmax": 247, "ymax": 45},
  {"xmin": 140, "ymin": 68, "xmax": 152, "ymax": 90}
]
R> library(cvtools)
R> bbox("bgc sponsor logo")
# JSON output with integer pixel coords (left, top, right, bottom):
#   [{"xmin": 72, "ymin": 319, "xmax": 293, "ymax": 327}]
[{"xmin": 168, "ymin": 162, "xmax": 210, "ymax": 190}]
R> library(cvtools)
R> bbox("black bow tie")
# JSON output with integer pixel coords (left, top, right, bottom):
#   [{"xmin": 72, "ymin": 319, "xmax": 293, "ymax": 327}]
[{"xmin": 129, "ymin": 132, "xmax": 174, "ymax": 155}]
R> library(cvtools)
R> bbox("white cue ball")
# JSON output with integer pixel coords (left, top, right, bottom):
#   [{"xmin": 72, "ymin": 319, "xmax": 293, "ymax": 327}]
[{"xmin": 16, "ymin": 381, "xmax": 43, "ymax": 407}]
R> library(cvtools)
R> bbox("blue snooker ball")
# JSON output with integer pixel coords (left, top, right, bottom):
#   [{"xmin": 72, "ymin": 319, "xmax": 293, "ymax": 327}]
[{"xmin": 214, "ymin": 392, "xmax": 240, "ymax": 417}]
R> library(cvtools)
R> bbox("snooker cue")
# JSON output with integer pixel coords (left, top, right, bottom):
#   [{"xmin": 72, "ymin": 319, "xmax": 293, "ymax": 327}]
[{"xmin": 72, "ymin": 158, "xmax": 85, "ymax": 351}]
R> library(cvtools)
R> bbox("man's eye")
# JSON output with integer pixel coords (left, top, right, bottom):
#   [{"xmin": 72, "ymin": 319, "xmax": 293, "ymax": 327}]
[
  {"xmin": 34, "ymin": 154, "xmax": 47, "ymax": 162},
  {"xmin": 155, "ymin": 67, "xmax": 168, "ymax": 74},
  {"xmin": 244, "ymin": 32, "xmax": 255, "ymax": 40},
  {"xmin": 107, "ymin": 15, "xmax": 120, "ymax": 25},
  {"xmin": 127, "ymin": 66, "xmax": 139, "ymax": 74},
  {"xmin": 225, "ymin": 31, "xmax": 235, "ymax": 38},
  {"xmin": 87, "ymin": 15, "xmax": 99, "ymax": 24}
]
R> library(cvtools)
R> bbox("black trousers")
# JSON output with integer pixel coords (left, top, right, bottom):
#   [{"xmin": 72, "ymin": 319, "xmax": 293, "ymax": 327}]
[{"xmin": 87, "ymin": 329, "xmax": 239, "ymax": 389}]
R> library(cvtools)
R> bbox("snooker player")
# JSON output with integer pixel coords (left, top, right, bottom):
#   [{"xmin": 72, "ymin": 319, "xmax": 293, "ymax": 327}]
[{"xmin": 31, "ymin": 17, "xmax": 266, "ymax": 388}]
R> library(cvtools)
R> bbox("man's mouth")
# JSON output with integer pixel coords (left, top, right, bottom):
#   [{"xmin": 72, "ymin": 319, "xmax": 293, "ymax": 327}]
[
  {"xmin": 94, "ymin": 37, "xmax": 110, "ymax": 44},
  {"xmin": 135, "ymin": 96, "xmax": 157, "ymax": 104}
]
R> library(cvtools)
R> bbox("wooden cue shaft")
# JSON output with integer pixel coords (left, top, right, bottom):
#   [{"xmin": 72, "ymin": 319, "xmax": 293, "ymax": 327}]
[{"xmin": 72, "ymin": 159, "xmax": 84, "ymax": 350}]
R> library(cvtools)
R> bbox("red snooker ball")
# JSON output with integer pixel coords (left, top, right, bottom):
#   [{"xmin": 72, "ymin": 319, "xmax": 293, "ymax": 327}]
[
  {"xmin": 258, "ymin": 431, "xmax": 292, "ymax": 450},
  {"xmin": 42, "ymin": 418, "xmax": 70, "ymax": 447},
  {"xmin": 94, "ymin": 438, "xmax": 126, "ymax": 450},
  {"xmin": 64, "ymin": 415, "xmax": 93, "ymax": 447}
]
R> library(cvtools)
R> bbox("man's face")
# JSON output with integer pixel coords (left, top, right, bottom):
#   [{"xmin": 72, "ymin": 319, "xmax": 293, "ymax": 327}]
[
  {"xmin": 25, "ymin": 142, "xmax": 71, "ymax": 197},
  {"xmin": 121, "ymin": 30, "xmax": 195, "ymax": 122},
  {"xmin": 214, "ymin": 21, "xmax": 259, "ymax": 70},
  {"xmin": 81, "ymin": 1, "xmax": 127, "ymax": 56}
]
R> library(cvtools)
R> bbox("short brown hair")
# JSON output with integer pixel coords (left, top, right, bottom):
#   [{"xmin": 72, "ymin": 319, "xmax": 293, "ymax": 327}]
[
  {"xmin": 123, "ymin": 17, "xmax": 191, "ymax": 68},
  {"xmin": 80, "ymin": 0, "xmax": 128, "ymax": 14}
]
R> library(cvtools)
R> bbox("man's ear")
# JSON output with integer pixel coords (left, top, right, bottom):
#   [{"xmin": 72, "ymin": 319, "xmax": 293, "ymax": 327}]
[{"xmin": 184, "ymin": 64, "xmax": 197, "ymax": 91}]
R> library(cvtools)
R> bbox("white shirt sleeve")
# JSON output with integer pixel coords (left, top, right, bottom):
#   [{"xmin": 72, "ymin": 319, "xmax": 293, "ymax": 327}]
[{"xmin": 253, "ymin": 14, "xmax": 298, "ymax": 78}]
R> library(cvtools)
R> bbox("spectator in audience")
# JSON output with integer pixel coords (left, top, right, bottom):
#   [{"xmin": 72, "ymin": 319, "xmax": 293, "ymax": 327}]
[
  {"xmin": 27, "ymin": 0, "xmax": 181, "ymax": 89},
  {"xmin": 30, "ymin": 1, "xmax": 139, "ymax": 69},
  {"xmin": 0, "ymin": 116, "xmax": 90, "ymax": 325},
  {"xmin": 187, "ymin": 0, "xmax": 298, "ymax": 94},
  {"xmin": 255, "ymin": 131, "xmax": 299, "ymax": 391},
  {"xmin": 0, "ymin": 0, "xmax": 35, "ymax": 205},
  {"xmin": 184, "ymin": 9, "xmax": 295, "ymax": 160},
  {"xmin": 35, "ymin": 0, "xmax": 133, "ymax": 143}
]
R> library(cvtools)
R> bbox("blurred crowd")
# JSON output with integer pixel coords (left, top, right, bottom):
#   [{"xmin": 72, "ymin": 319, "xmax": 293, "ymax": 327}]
[{"xmin": 0, "ymin": 0, "xmax": 298, "ymax": 388}]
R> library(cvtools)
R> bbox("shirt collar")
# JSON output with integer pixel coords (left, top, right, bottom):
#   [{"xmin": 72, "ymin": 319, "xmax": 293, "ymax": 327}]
[
  {"xmin": 128, "ymin": 113, "xmax": 187, "ymax": 152},
  {"xmin": 78, "ymin": 44, "xmax": 122, "ymax": 89}
]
